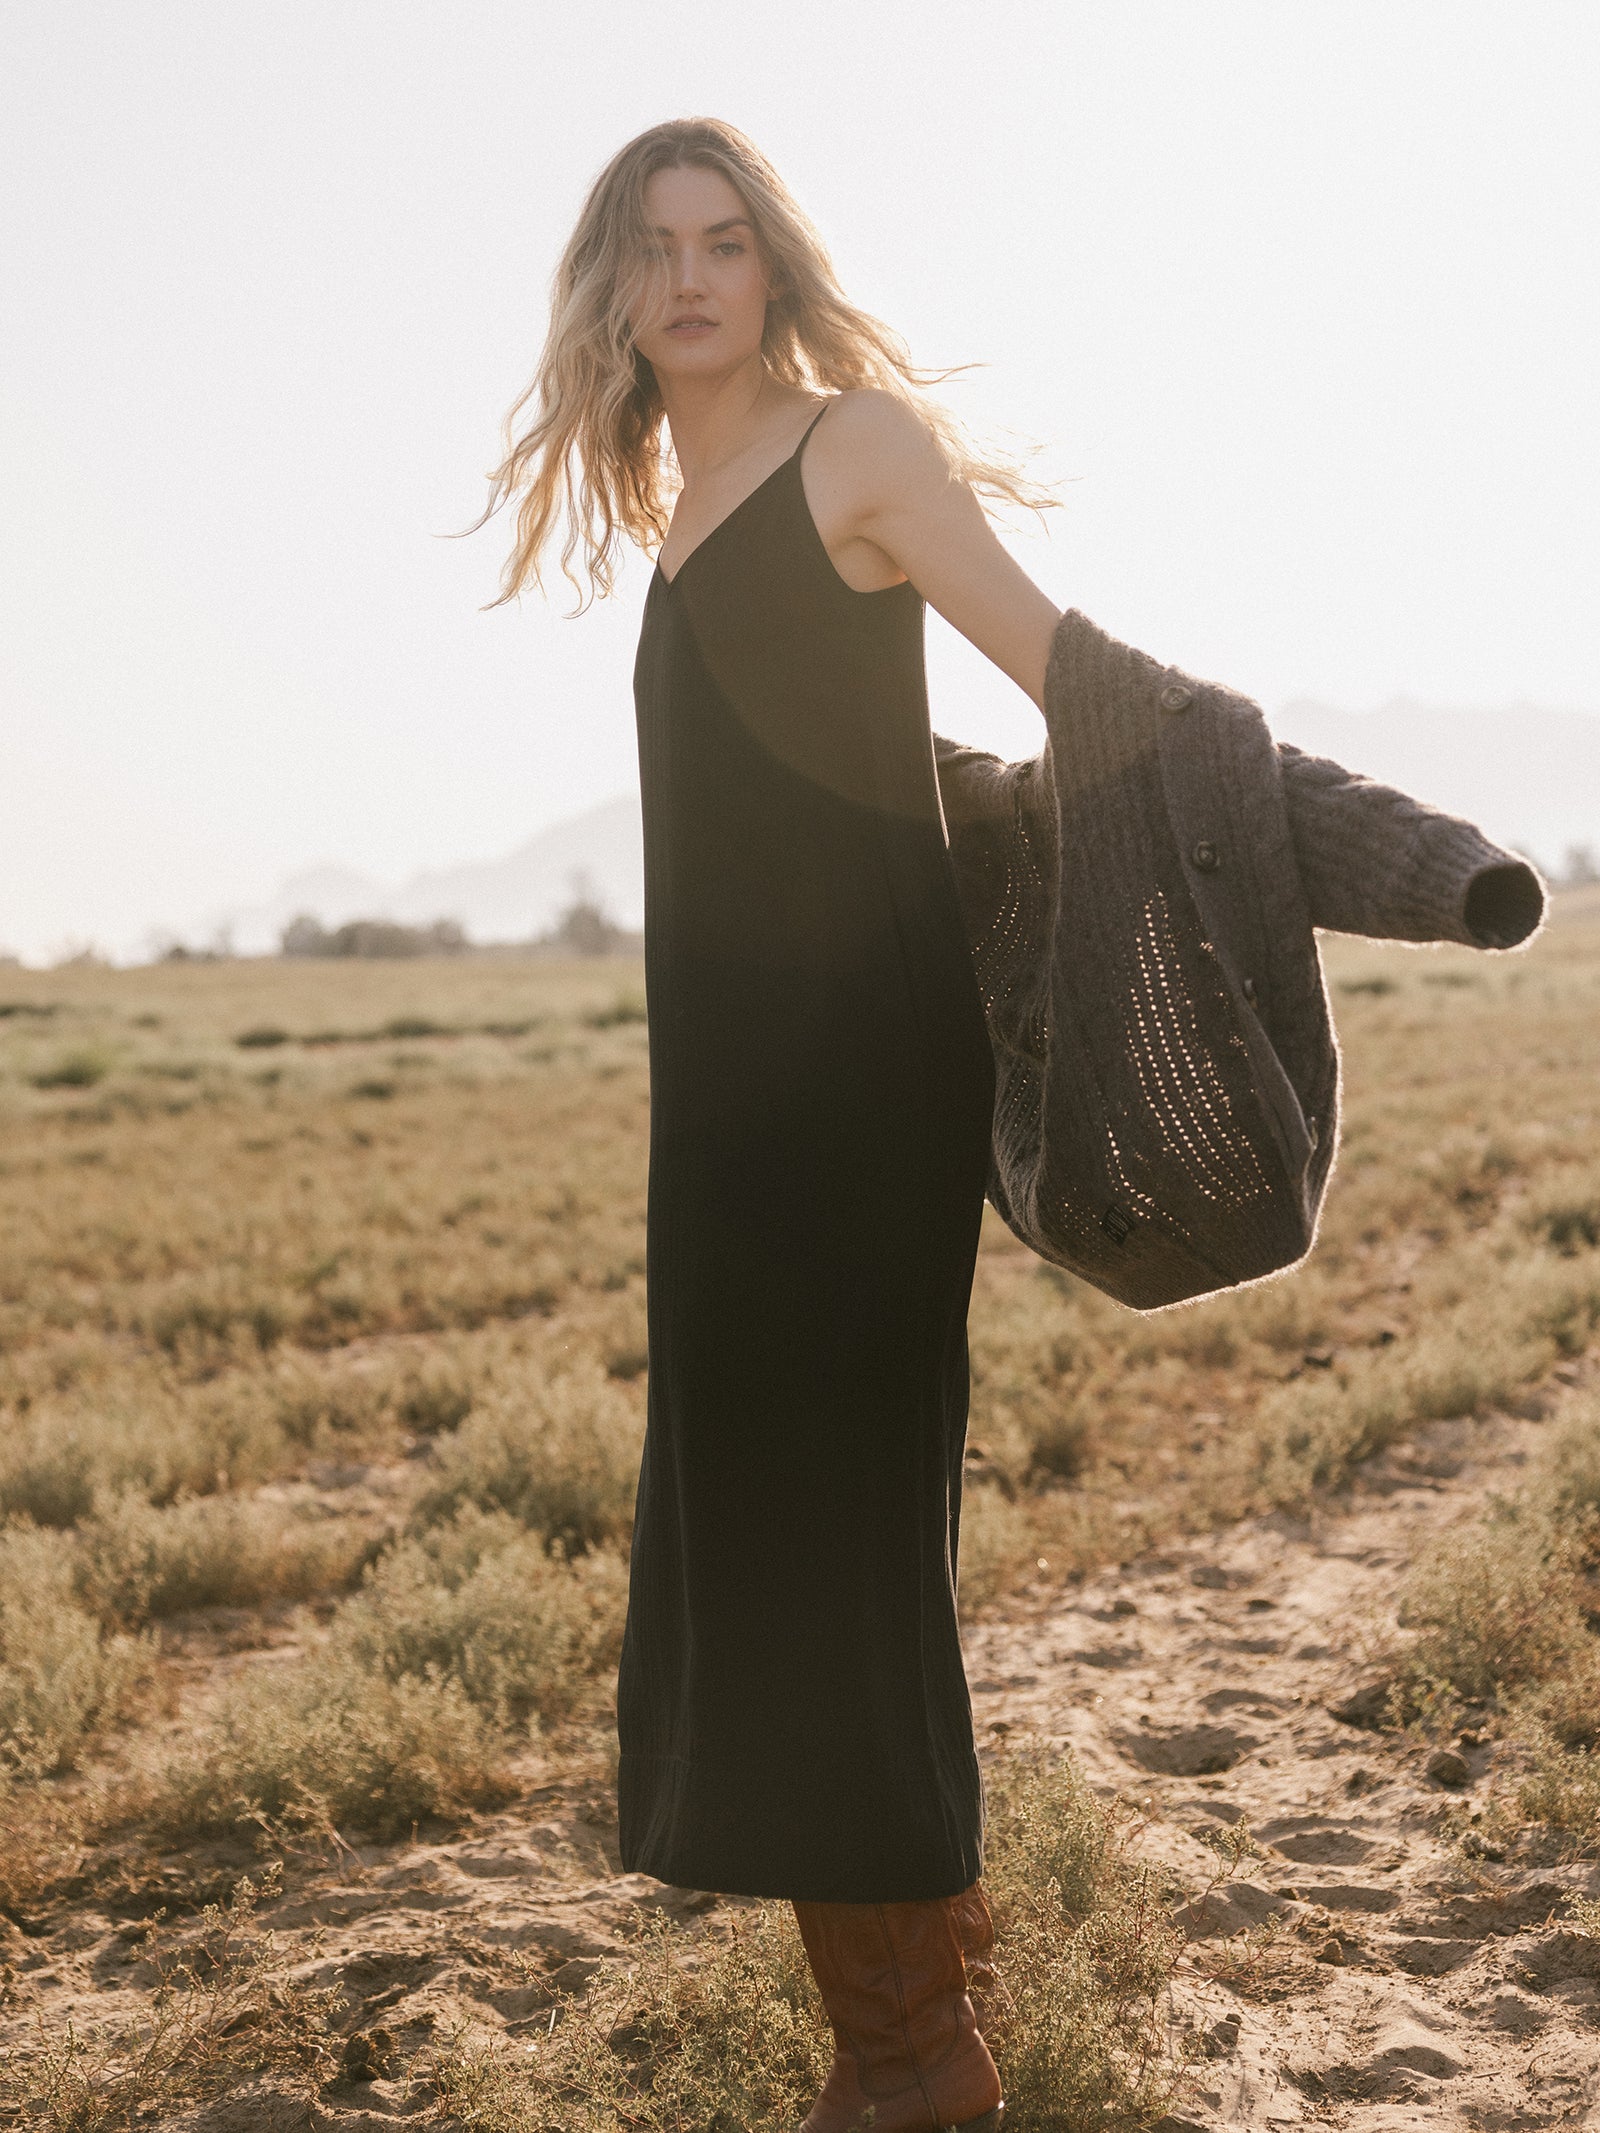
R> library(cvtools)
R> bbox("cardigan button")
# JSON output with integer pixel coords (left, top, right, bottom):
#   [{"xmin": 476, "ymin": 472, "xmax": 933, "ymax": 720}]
[
  {"xmin": 1192, "ymin": 840, "xmax": 1220, "ymax": 871},
  {"xmin": 1159, "ymin": 682, "xmax": 1194, "ymax": 713}
]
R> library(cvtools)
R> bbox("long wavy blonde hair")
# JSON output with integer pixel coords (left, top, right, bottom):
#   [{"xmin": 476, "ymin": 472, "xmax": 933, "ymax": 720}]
[{"xmin": 475, "ymin": 117, "xmax": 1057, "ymax": 611}]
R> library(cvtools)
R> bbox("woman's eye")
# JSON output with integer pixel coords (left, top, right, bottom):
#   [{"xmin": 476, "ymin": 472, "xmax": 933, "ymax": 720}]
[{"xmin": 713, "ymin": 241, "xmax": 744, "ymax": 257}]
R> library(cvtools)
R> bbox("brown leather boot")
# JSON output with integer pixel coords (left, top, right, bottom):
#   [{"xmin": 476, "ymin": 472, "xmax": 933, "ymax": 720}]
[
  {"xmin": 947, "ymin": 1882, "xmax": 1002, "ymax": 2036},
  {"xmin": 792, "ymin": 1893, "xmax": 1005, "ymax": 2133}
]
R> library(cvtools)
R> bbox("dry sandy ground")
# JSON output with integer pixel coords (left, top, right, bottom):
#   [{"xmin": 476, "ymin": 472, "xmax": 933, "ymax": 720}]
[
  {"xmin": 967, "ymin": 1401, "xmax": 1600, "ymax": 2131},
  {"xmin": 4, "ymin": 1401, "xmax": 1598, "ymax": 2130}
]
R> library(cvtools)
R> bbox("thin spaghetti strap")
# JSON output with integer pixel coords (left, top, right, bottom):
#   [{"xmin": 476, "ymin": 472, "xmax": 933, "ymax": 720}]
[{"xmin": 794, "ymin": 397, "xmax": 835, "ymax": 457}]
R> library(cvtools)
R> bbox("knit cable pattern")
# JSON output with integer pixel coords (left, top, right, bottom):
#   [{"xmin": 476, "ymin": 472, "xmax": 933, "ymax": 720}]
[{"xmin": 933, "ymin": 608, "xmax": 1545, "ymax": 1310}]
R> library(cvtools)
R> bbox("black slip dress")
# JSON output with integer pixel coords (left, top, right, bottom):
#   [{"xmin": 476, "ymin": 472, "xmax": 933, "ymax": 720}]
[{"xmin": 616, "ymin": 398, "xmax": 997, "ymax": 1903}]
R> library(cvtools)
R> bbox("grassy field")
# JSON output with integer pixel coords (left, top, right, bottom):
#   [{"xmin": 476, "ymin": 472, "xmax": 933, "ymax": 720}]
[{"xmin": 0, "ymin": 892, "xmax": 1596, "ymax": 2126}]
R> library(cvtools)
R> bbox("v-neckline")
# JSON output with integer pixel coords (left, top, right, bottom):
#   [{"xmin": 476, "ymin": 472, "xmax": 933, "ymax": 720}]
[{"xmin": 653, "ymin": 402, "xmax": 831, "ymax": 592}]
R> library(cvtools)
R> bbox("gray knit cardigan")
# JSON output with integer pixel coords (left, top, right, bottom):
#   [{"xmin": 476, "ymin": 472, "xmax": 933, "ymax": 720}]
[{"xmin": 931, "ymin": 606, "xmax": 1546, "ymax": 1311}]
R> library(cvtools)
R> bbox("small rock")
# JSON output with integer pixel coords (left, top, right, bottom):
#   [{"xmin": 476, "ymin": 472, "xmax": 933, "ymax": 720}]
[
  {"xmin": 1203, "ymin": 2011, "xmax": 1242, "ymax": 2058},
  {"xmin": 1108, "ymin": 1596, "xmax": 1138, "ymax": 1616},
  {"xmin": 1316, "ymin": 1938, "xmax": 1347, "ymax": 1965},
  {"xmin": 1189, "ymin": 1563, "xmax": 1232, "ymax": 1589},
  {"xmin": 1427, "ymin": 1747, "xmax": 1472, "ymax": 1788}
]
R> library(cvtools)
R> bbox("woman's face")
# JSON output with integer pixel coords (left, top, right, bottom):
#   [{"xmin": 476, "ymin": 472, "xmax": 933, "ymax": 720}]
[{"xmin": 631, "ymin": 163, "xmax": 777, "ymax": 386}]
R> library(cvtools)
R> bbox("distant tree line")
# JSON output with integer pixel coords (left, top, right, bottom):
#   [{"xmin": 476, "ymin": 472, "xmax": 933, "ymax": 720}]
[
  {"xmin": 535, "ymin": 892, "xmax": 637, "ymax": 956},
  {"xmin": 276, "ymin": 882, "xmax": 642, "ymax": 960},
  {"xmin": 280, "ymin": 915, "xmax": 468, "ymax": 959}
]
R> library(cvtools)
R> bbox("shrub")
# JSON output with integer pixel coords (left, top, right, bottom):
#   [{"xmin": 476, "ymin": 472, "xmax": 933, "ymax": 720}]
[
  {"xmin": 427, "ymin": 1737, "xmax": 1180, "ymax": 2133},
  {"xmin": 1522, "ymin": 1647, "xmax": 1600, "ymax": 1754},
  {"xmin": 382, "ymin": 1014, "xmax": 453, "ymax": 1039},
  {"xmin": 1399, "ymin": 1508, "xmax": 1587, "ymax": 1704},
  {"xmin": 983, "ymin": 1734, "xmax": 1132, "ymax": 1922},
  {"xmin": 409, "ymin": 1367, "xmax": 642, "ymax": 1552},
  {"xmin": 30, "ymin": 1047, "xmax": 110, "ymax": 1089},
  {"xmin": 1533, "ymin": 1197, "xmax": 1600, "ymax": 1256},
  {"xmin": 0, "ymin": 1522, "xmax": 148, "ymax": 1775},
  {"xmin": 1529, "ymin": 1392, "xmax": 1600, "ymax": 1530},
  {"xmin": 281, "ymin": 914, "xmax": 467, "ymax": 959},
  {"xmin": 331, "ymin": 1512, "xmax": 628, "ymax": 1724},
  {"xmin": 1513, "ymin": 1729, "xmax": 1600, "ymax": 1850},
  {"xmin": 1022, "ymin": 1398, "xmax": 1096, "ymax": 1484},
  {"xmin": 150, "ymin": 1655, "xmax": 513, "ymax": 1842},
  {"xmin": 397, "ymin": 1358, "xmax": 475, "ymax": 1435},
  {"xmin": 432, "ymin": 1903, "xmax": 827, "ymax": 2133},
  {"xmin": 0, "ymin": 1866, "xmax": 345, "ymax": 2126},
  {"xmin": 584, "ymin": 992, "xmax": 648, "ymax": 1028},
  {"xmin": 74, "ymin": 1490, "xmax": 363, "ymax": 1627},
  {"xmin": 957, "ymin": 1484, "xmax": 1037, "ymax": 1618}
]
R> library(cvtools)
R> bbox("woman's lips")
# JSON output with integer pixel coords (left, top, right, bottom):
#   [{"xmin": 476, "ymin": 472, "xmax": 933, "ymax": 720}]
[{"xmin": 667, "ymin": 319, "xmax": 715, "ymax": 335}]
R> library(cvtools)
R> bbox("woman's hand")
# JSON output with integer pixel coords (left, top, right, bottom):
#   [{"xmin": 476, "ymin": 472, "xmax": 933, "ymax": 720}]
[{"xmin": 802, "ymin": 388, "xmax": 1062, "ymax": 713}]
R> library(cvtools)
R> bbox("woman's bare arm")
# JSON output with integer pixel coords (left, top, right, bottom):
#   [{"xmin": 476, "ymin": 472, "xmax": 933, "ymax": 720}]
[{"xmin": 802, "ymin": 388, "xmax": 1062, "ymax": 713}]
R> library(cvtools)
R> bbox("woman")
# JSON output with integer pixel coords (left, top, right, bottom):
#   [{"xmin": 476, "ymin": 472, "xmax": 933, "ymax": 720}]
[{"xmin": 483, "ymin": 116, "xmax": 1062, "ymax": 2133}]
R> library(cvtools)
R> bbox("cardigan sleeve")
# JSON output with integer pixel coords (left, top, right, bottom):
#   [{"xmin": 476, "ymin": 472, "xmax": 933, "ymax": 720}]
[{"xmin": 1276, "ymin": 744, "xmax": 1547, "ymax": 949}]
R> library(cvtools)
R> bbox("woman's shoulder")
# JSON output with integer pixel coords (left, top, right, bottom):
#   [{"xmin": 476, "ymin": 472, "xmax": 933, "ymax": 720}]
[
  {"xmin": 820, "ymin": 385, "xmax": 941, "ymax": 450},
  {"xmin": 812, "ymin": 388, "xmax": 951, "ymax": 500}
]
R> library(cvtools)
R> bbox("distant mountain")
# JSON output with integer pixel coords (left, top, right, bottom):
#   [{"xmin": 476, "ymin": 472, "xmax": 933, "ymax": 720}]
[
  {"xmin": 1268, "ymin": 700, "xmax": 1598, "ymax": 875},
  {"xmin": 217, "ymin": 793, "xmax": 643, "ymax": 955},
  {"xmin": 208, "ymin": 701, "xmax": 1596, "ymax": 957}
]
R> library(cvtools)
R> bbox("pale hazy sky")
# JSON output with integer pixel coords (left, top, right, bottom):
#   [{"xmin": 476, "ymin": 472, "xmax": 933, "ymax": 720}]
[{"xmin": 3, "ymin": 2, "xmax": 1596, "ymax": 961}]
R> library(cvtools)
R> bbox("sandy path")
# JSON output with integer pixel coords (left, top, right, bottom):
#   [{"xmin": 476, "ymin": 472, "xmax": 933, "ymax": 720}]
[
  {"xmin": 962, "ymin": 1404, "xmax": 1600, "ymax": 2130},
  {"xmin": 6, "ymin": 1403, "xmax": 1597, "ymax": 2129}
]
